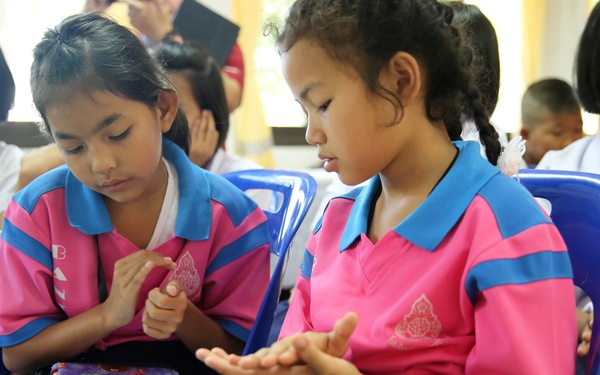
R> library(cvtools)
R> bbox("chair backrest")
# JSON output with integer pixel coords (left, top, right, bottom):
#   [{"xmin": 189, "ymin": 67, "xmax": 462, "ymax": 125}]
[
  {"xmin": 517, "ymin": 169, "xmax": 600, "ymax": 375},
  {"xmin": 222, "ymin": 169, "xmax": 318, "ymax": 355}
]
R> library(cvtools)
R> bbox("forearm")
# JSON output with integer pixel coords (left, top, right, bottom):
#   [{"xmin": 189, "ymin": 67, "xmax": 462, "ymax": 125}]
[
  {"xmin": 175, "ymin": 300, "xmax": 245, "ymax": 355},
  {"xmin": 3, "ymin": 304, "xmax": 120, "ymax": 374}
]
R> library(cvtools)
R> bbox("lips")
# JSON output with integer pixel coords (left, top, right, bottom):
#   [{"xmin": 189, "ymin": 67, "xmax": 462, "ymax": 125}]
[
  {"xmin": 317, "ymin": 153, "xmax": 334, "ymax": 161},
  {"xmin": 100, "ymin": 178, "xmax": 130, "ymax": 192},
  {"xmin": 101, "ymin": 179, "xmax": 126, "ymax": 187},
  {"xmin": 318, "ymin": 154, "xmax": 337, "ymax": 172}
]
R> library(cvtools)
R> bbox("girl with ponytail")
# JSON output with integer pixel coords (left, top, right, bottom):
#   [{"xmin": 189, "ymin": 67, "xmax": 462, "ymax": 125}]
[{"xmin": 198, "ymin": 1, "xmax": 576, "ymax": 374}]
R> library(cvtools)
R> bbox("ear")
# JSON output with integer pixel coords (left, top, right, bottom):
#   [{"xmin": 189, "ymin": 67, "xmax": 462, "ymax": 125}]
[
  {"xmin": 520, "ymin": 127, "xmax": 529, "ymax": 140},
  {"xmin": 382, "ymin": 52, "xmax": 422, "ymax": 106},
  {"xmin": 157, "ymin": 91, "xmax": 179, "ymax": 133}
]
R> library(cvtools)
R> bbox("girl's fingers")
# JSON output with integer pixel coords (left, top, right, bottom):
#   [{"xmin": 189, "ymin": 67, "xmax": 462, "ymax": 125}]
[{"xmin": 328, "ymin": 312, "xmax": 358, "ymax": 356}]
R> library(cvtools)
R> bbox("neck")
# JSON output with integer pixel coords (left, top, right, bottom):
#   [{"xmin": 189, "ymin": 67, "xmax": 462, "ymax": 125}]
[{"xmin": 381, "ymin": 127, "xmax": 457, "ymax": 198}]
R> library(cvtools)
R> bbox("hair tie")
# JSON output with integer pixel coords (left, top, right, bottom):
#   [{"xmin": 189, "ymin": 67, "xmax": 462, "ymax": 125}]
[{"xmin": 496, "ymin": 136, "xmax": 526, "ymax": 180}]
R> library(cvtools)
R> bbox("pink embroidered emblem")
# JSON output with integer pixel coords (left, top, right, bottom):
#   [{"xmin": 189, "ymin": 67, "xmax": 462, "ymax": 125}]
[{"xmin": 387, "ymin": 294, "xmax": 443, "ymax": 350}]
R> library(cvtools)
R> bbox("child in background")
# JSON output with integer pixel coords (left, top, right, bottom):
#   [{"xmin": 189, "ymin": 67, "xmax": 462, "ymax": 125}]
[
  {"xmin": 520, "ymin": 78, "xmax": 584, "ymax": 168},
  {"xmin": 155, "ymin": 39, "xmax": 270, "ymax": 209},
  {"xmin": 197, "ymin": 0, "xmax": 576, "ymax": 374},
  {"xmin": 0, "ymin": 12, "xmax": 270, "ymax": 375},
  {"xmin": 156, "ymin": 39, "xmax": 229, "ymax": 171}
]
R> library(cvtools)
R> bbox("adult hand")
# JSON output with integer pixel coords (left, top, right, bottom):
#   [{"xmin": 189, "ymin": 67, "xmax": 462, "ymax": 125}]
[
  {"xmin": 189, "ymin": 110, "xmax": 220, "ymax": 168},
  {"xmin": 100, "ymin": 250, "xmax": 176, "ymax": 330},
  {"xmin": 121, "ymin": 0, "xmax": 173, "ymax": 44},
  {"xmin": 143, "ymin": 280, "xmax": 189, "ymax": 339}
]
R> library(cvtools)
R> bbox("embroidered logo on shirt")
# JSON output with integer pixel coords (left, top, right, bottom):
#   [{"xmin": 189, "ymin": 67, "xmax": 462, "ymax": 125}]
[
  {"xmin": 171, "ymin": 251, "xmax": 201, "ymax": 298},
  {"xmin": 387, "ymin": 294, "xmax": 443, "ymax": 350}
]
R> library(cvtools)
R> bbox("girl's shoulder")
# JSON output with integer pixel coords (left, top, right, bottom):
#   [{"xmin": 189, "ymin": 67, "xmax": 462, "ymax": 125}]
[
  {"xmin": 12, "ymin": 165, "xmax": 70, "ymax": 211},
  {"xmin": 473, "ymin": 173, "xmax": 552, "ymax": 236}
]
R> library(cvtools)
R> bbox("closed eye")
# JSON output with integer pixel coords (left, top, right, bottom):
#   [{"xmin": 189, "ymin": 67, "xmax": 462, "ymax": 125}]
[
  {"xmin": 317, "ymin": 100, "xmax": 331, "ymax": 113},
  {"xmin": 63, "ymin": 145, "xmax": 83, "ymax": 155},
  {"xmin": 110, "ymin": 128, "xmax": 131, "ymax": 141}
]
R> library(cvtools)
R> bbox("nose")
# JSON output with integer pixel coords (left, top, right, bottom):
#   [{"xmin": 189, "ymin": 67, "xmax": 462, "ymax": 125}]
[
  {"xmin": 90, "ymin": 145, "xmax": 117, "ymax": 174},
  {"xmin": 305, "ymin": 115, "xmax": 326, "ymax": 146}
]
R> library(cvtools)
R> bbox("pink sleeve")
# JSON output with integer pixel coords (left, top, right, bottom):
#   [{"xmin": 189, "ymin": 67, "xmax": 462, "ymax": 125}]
[
  {"xmin": 200, "ymin": 205, "xmax": 270, "ymax": 339},
  {"xmin": 466, "ymin": 263, "xmax": 577, "ymax": 374},
  {"xmin": 0, "ymin": 202, "xmax": 64, "ymax": 345}
]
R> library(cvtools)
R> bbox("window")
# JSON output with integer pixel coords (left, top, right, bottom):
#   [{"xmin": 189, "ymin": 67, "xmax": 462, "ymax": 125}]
[
  {"xmin": 0, "ymin": 0, "xmax": 84, "ymax": 122},
  {"xmin": 254, "ymin": 0, "xmax": 305, "ymax": 128}
]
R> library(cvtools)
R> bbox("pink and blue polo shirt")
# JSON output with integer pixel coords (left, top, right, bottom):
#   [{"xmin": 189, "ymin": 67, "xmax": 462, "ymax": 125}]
[
  {"xmin": 281, "ymin": 141, "xmax": 576, "ymax": 374},
  {"xmin": 0, "ymin": 140, "xmax": 270, "ymax": 350}
]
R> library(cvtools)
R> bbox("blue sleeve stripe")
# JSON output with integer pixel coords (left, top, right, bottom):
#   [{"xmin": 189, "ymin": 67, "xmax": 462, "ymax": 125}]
[
  {"xmin": 12, "ymin": 166, "xmax": 67, "ymax": 214},
  {"xmin": 300, "ymin": 250, "xmax": 314, "ymax": 279},
  {"xmin": 0, "ymin": 317, "xmax": 62, "ymax": 346},
  {"xmin": 2, "ymin": 220, "xmax": 52, "ymax": 270},
  {"xmin": 479, "ymin": 178, "xmax": 552, "ymax": 239},
  {"xmin": 205, "ymin": 221, "xmax": 269, "ymax": 276},
  {"xmin": 216, "ymin": 319, "xmax": 250, "ymax": 342},
  {"xmin": 465, "ymin": 251, "xmax": 573, "ymax": 304}
]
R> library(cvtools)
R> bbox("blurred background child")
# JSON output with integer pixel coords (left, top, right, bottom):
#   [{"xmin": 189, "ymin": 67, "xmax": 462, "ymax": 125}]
[
  {"xmin": 155, "ymin": 38, "xmax": 270, "ymax": 208},
  {"xmin": 520, "ymin": 78, "xmax": 584, "ymax": 168}
]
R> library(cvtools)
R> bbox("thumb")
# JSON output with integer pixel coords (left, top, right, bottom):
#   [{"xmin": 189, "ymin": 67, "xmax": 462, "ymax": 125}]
[
  {"xmin": 327, "ymin": 312, "xmax": 358, "ymax": 357},
  {"xmin": 163, "ymin": 280, "xmax": 182, "ymax": 297}
]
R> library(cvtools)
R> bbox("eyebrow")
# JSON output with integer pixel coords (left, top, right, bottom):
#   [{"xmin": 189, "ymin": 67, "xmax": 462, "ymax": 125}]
[
  {"xmin": 299, "ymin": 82, "xmax": 322, "ymax": 101},
  {"xmin": 53, "ymin": 113, "xmax": 122, "ymax": 140}
]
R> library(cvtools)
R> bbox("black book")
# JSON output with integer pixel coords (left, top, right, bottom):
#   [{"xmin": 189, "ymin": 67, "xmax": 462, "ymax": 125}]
[{"xmin": 173, "ymin": 0, "xmax": 240, "ymax": 67}]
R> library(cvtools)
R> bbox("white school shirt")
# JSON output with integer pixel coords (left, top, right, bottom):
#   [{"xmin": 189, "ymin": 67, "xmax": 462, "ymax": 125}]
[
  {"xmin": 536, "ymin": 133, "xmax": 600, "ymax": 174},
  {"xmin": 0, "ymin": 141, "xmax": 24, "ymax": 211},
  {"xmin": 206, "ymin": 148, "xmax": 271, "ymax": 209}
]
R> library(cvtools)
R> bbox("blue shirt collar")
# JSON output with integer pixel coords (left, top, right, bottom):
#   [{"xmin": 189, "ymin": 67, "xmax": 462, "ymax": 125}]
[
  {"xmin": 339, "ymin": 141, "xmax": 500, "ymax": 252},
  {"xmin": 66, "ymin": 139, "xmax": 212, "ymax": 240}
]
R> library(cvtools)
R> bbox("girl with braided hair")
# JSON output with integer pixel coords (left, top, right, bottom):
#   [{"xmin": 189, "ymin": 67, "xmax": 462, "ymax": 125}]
[{"xmin": 198, "ymin": 0, "xmax": 576, "ymax": 374}]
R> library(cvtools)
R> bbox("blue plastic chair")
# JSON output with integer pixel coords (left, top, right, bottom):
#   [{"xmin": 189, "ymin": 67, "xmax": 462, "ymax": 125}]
[
  {"xmin": 517, "ymin": 169, "xmax": 600, "ymax": 375},
  {"xmin": 222, "ymin": 169, "xmax": 318, "ymax": 355}
]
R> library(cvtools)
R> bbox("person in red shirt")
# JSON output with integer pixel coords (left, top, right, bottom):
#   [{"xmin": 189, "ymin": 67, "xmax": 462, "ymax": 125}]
[{"xmin": 84, "ymin": 0, "xmax": 244, "ymax": 112}]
